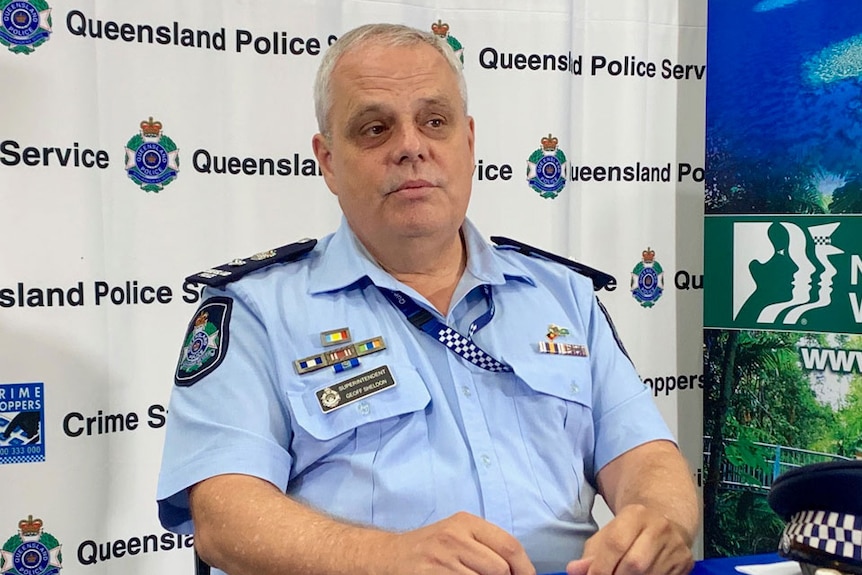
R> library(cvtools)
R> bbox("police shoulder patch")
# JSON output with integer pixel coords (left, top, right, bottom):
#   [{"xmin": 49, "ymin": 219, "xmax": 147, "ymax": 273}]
[
  {"xmin": 175, "ymin": 296, "xmax": 232, "ymax": 387},
  {"xmin": 490, "ymin": 236, "xmax": 616, "ymax": 291},
  {"xmin": 185, "ymin": 238, "xmax": 317, "ymax": 288}
]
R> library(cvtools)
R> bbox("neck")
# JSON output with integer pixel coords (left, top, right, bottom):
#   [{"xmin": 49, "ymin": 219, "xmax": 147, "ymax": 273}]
[{"xmin": 366, "ymin": 231, "xmax": 467, "ymax": 316}]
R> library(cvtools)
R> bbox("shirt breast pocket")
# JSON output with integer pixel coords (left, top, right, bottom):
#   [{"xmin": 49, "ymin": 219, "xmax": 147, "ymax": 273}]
[
  {"xmin": 508, "ymin": 359, "xmax": 595, "ymax": 522},
  {"xmin": 285, "ymin": 363, "xmax": 437, "ymax": 530}
]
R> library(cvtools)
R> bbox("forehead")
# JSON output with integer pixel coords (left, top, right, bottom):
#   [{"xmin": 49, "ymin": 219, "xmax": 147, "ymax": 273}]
[{"xmin": 329, "ymin": 41, "xmax": 460, "ymax": 115}]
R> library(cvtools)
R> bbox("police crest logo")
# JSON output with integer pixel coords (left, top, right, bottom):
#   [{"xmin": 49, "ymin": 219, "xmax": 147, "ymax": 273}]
[
  {"xmin": 0, "ymin": 0, "xmax": 51, "ymax": 55},
  {"xmin": 319, "ymin": 388, "xmax": 341, "ymax": 410},
  {"xmin": 631, "ymin": 247, "xmax": 664, "ymax": 308},
  {"xmin": 175, "ymin": 297, "xmax": 232, "ymax": 387},
  {"xmin": 431, "ymin": 19, "xmax": 463, "ymax": 64},
  {"xmin": 0, "ymin": 382, "xmax": 45, "ymax": 465},
  {"xmin": 526, "ymin": 134, "xmax": 568, "ymax": 199},
  {"xmin": 124, "ymin": 117, "xmax": 180, "ymax": 193},
  {"xmin": 0, "ymin": 515, "xmax": 63, "ymax": 575}
]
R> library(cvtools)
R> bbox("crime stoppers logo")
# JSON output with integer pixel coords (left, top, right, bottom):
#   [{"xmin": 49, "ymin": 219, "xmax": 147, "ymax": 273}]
[
  {"xmin": 124, "ymin": 117, "xmax": 179, "ymax": 192},
  {"xmin": 631, "ymin": 247, "xmax": 664, "ymax": 308},
  {"xmin": 0, "ymin": 382, "xmax": 44, "ymax": 465},
  {"xmin": 0, "ymin": 0, "xmax": 51, "ymax": 55},
  {"xmin": 705, "ymin": 215, "xmax": 862, "ymax": 334},
  {"xmin": 526, "ymin": 134, "xmax": 567, "ymax": 199},
  {"xmin": 1, "ymin": 515, "xmax": 62, "ymax": 575},
  {"xmin": 431, "ymin": 19, "xmax": 463, "ymax": 64}
]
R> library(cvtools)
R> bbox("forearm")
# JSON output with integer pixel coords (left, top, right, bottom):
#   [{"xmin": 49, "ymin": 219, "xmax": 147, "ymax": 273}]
[
  {"xmin": 597, "ymin": 440, "xmax": 700, "ymax": 545},
  {"xmin": 190, "ymin": 473, "xmax": 392, "ymax": 575}
]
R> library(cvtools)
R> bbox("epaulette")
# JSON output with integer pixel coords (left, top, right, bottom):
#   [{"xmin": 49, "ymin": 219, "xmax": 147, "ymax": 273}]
[
  {"xmin": 490, "ymin": 236, "xmax": 616, "ymax": 292},
  {"xmin": 185, "ymin": 238, "xmax": 317, "ymax": 288}
]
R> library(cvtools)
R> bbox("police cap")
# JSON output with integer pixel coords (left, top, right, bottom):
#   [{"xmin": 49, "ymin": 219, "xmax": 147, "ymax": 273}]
[{"xmin": 768, "ymin": 460, "xmax": 862, "ymax": 575}]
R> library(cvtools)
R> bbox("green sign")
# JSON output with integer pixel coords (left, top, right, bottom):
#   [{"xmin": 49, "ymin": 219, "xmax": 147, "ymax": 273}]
[{"xmin": 705, "ymin": 215, "xmax": 862, "ymax": 334}]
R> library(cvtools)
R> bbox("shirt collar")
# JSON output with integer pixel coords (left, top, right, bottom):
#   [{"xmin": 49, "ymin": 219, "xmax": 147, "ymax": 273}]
[
  {"xmin": 308, "ymin": 217, "xmax": 534, "ymax": 295},
  {"xmin": 461, "ymin": 218, "xmax": 534, "ymax": 287}
]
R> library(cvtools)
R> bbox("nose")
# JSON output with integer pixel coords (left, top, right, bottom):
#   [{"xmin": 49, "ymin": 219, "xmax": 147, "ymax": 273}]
[{"xmin": 391, "ymin": 122, "xmax": 427, "ymax": 164}]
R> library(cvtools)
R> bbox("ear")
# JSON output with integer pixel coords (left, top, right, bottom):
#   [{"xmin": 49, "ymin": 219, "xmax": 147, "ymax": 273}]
[
  {"xmin": 312, "ymin": 133, "xmax": 338, "ymax": 196},
  {"xmin": 466, "ymin": 116, "xmax": 476, "ymax": 166}
]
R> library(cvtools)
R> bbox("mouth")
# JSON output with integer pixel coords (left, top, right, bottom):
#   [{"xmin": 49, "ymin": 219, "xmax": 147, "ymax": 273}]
[{"xmin": 389, "ymin": 179, "xmax": 438, "ymax": 194}]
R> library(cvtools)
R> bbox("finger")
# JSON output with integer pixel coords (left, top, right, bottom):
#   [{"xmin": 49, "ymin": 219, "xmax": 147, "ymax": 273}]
[
  {"xmin": 393, "ymin": 521, "xmax": 502, "ymax": 575},
  {"xmin": 469, "ymin": 520, "xmax": 535, "ymax": 575},
  {"xmin": 609, "ymin": 535, "xmax": 660, "ymax": 575},
  {"xmin": 617, "ymin": 524, "xmax": 693, "ymax": 575},
  {"xmin": 458, "ymin": 540, "xmax": 519, "ymax": 575},
  {"xmin": 580, "ymin": 519, "xmax": 644, "ymax": 575},
  {"xmin": 566, "ymin": 557, "xmax": 593, "ymax": 575}
]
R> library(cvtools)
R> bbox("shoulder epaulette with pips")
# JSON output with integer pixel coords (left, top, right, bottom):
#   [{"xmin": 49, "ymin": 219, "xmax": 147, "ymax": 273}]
[
  {"xmin": 490, "ymin": 236, "xmax": 616, "ymax": 292},
  {"xmin": 185, "ymin": 238, "xmax": 317, "ymax": 288}
]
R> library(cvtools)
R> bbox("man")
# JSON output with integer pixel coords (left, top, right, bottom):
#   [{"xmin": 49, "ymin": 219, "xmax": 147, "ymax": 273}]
[{"xmin": 157, "ymin": 23, "xmax": 698, "ymax": 575}]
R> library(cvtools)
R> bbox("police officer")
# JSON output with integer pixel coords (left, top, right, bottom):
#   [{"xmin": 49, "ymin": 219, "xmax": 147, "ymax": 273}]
[{"xmin": 156, "ymin": 23, "xmax": 699, "ymax": 575}]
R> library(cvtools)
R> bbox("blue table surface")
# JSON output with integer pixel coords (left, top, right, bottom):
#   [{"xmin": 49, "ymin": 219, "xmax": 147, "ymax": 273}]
[
  {"xmin": 691, "ymin": 553, "xmax": 786, "ymax": 575},
  {"xmin": 541, "ymin": 553, "xmax": 786, "ymax": 575}
]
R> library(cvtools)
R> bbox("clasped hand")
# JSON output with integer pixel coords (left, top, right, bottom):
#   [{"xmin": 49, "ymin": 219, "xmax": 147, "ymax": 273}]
[
  {"xmin": 566, "ymin": 504, "xmax": 694, "ymax": 575},
  {"xmin": 378, "ymin": 504, "xmax": 692, "ymax": 575},
  {"xmin": 381, "ymin": 511, "xmax": 536, "ymax": 575}
]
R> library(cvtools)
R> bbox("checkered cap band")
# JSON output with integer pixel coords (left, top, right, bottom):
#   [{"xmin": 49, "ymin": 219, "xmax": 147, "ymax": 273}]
[
  {"xmin": 783, "ymin": 510, "xmax": 862, "ymax": 562},
  {"xmin": 813, "ymin": 236, "xmax": 832, "ymax": 246},
  {"xmin": 437, "ymin": 328, "xmax": 512, "ymax": 372}
]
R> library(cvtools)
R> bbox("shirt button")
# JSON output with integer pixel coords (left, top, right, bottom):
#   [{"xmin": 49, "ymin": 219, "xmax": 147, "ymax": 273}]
[
  {"xmin": 570, "ymin": 383, "xmax": 580, "ymax": 394},
  {"xmin": 480, "ymin": 454, "xmax": 491, "ymax": 467},
  {"xmin": 461, "ymin": 385, "xmax": 472, "ymax": 397},
  {"xmin": 357, "ymin": 402, "xmax": 371, "ymax": 415}
]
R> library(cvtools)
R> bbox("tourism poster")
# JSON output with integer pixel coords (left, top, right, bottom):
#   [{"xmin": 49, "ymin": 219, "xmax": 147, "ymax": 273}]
[{"xmin": 704, "ymin": 0, "xmax": 862, "ymax": 557}]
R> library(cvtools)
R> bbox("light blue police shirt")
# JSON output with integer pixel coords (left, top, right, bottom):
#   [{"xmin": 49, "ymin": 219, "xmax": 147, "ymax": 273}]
[{"xmin": 157, "ymin": 217, "xmax": 674, "ymax": 574}]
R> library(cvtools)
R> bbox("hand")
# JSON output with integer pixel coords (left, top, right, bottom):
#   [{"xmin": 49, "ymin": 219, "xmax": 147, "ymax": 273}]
[
  {"xmin": 381, "ymin": 511, "xmax": 536, "ymax": 575},
  {"xmin": 566, "ymin": 504, "xmax": 694, "ymax": 575}
]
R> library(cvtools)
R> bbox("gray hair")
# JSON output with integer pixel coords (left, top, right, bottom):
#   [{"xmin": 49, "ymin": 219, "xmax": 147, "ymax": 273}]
[{"xmin": 314, "ymin": 23, "xmax": 468, "ymax": 137}]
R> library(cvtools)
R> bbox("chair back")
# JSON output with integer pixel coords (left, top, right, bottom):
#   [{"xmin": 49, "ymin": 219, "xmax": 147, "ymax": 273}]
[{"xmin": 195, "ymin": 550, "xmax": 211, "ymax": 575}]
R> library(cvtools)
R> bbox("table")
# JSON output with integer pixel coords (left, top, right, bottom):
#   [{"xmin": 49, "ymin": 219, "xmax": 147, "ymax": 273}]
[
  {"xmin": 692, "ymin": 553, "xmax": 786, "ymax": 575},
  {"xmin": 541, "ymin": 553, "xmax": 787, "ymax": 575}
]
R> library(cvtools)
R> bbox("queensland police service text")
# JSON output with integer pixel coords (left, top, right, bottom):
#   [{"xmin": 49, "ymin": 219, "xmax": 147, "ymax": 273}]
[
  {"xmin": 66, "ymin": 10, "xmax": 337, "ymax": 55},
  {"xmin": 478, "ymin": 49, "xmax": 705, "ymax": 79}
]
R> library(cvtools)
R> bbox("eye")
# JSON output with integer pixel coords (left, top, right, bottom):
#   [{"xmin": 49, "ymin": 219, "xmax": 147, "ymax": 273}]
[
  {"xmin": 363, "ymin": 124, "xmax": 387, "ymax": 137},
  {"xmin": 427, "ymin": 117, "xmax": 445, "ymax": 128}
]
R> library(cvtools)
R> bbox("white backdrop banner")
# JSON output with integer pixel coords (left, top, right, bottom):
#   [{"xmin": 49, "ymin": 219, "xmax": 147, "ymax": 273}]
[{"xmin": 0, "ymin": 1, "xmax": 706, "ymax": 572}]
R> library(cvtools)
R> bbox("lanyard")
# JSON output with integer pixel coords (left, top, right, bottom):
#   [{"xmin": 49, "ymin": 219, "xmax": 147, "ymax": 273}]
[{"xmin": 376, "ymin": 285, "xmax": 512, "ymax": 373}]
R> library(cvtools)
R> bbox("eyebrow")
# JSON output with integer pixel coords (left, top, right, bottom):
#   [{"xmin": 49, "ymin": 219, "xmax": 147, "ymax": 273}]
[
  {"xmin": 349, "ymin": 103, "xmax": 388, "ymax": 120},
  {"xmin": 344, "ymin": 103, "xmax": 387, "ymax": 133},
  {"xmin": 347, "ymin": 96, "xmax": 458, "ymax": 124},
  {"xmin": 416, "ymin": 96, "xmax": 457, "ymax": 110},
  {"xmin": 343, "ymin": 94, "xmax": 462, "ymax": 139}
]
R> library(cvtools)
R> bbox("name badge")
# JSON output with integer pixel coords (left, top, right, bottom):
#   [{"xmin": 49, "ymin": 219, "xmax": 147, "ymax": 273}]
[{"xmin": 316, "ymin": 365, "xmax": 396, "ymax": 413}]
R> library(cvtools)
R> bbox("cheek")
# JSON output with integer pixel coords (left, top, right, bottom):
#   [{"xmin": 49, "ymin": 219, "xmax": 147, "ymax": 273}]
[
  {"xmin": 332, "ymin": 164, "xmax": 377, "ymax": 207},
  {"xmin": 444, "ymin": 138, "xmax": 475, "ymax": 169},
  {"xmin": 330, "ymin": 157, "xmax": 362, "ymax": 191},
  {"xmin": 337, "ymin": 153, "xmax": 379, "ymax": 182},
  {"xmin": 450, "ymin": 155, "xmax": 476, "ymax": 188}
]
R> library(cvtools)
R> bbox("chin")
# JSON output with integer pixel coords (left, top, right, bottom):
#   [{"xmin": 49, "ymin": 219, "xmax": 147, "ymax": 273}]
[{"xmin": 394, "ymin": 217, "xmax": 456, "ymax": 238}]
